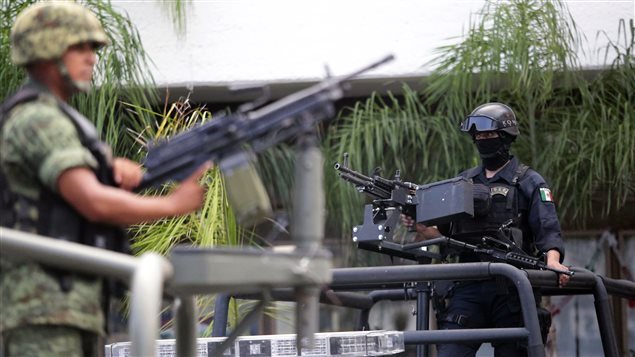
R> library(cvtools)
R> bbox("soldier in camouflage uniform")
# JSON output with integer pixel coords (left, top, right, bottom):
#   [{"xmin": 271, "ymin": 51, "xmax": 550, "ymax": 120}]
[{"xmin": 1, "ymin": 2, "xmax": 210, "ymax": 356}]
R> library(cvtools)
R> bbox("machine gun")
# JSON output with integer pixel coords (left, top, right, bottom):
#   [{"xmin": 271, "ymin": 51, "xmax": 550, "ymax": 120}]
[
  {"xmin": 335, "ymin": 155, "xmax": 474, "ymax": 262},
  {"xmin": 137, "ymin": 57, "xmax": 394, "ymax": 349},
  {"xmin": 334, "ymin": 153, "xmax": 419, "ymax": 217},
  {"xmin": 335, "ymin": 155, "xmax": 434, "ymax": 262},
  {"xmin": 138, "ymin": 55, "xmax": 394, "ymax": 191}
]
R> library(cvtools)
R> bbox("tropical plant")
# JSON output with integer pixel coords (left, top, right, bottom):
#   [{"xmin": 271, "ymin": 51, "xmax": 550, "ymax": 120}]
[
  {"xmin": 540, "ymin": 19, "xmax": 635, "ymax": 221},
  {"xmin": 1, "ymin": 0, "xmax": 158, "ymax": 157},
  {"xmin": 0, "ymin": 1, "xmax": 29, "ymax": 101},
  {"xmin": 422, "ymin": 1, "xmax": 634, "ymax": 225},
  {"xmin": 1, "ymin": 0, "xmax": 249, "ymax": 333},
  {"xmin": 123, "ymin": 99, "xmax": 246, "ymax": 254},
  {"xmin": 323, "ymin": 0, "xmax": 634, "ymax": 249}
]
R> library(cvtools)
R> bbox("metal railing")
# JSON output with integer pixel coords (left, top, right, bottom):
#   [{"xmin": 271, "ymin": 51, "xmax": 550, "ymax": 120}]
[
  {"xmin": 0, "ymin": 227, "xmax": 172, "ymax": 357},
  {"xmin": 221, "ymin": 263, "xmax": 635, "ymax": 357},
  {"xmin": 5, "ymin": 227, "xmax": 634, "ymax": 357},
  {"xmin": 220, "ymin": 262, "xmax": 544, "ymax": 356},
  {"xmin": 0, "ymin": 227, "xmax": 332, "ymax": 357}
]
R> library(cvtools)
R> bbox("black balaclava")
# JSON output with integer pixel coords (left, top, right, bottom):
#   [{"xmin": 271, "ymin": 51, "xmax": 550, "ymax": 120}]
[{"xmin": 475, "ymin": 134, "xmax": 512, "ymax": 170}]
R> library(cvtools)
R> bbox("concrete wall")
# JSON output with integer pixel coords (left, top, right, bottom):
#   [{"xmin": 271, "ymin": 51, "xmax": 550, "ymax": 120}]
[{"xmin": 115, "ymin": 0, "xmax": 633, "ymax": 90}]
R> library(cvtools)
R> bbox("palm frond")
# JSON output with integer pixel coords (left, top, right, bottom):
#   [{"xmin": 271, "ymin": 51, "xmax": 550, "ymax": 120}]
[
  {"xmin": 323, "ymin": 0, "xmax": 634, "ymax": 257},
  {"xmin": 0, "ymin": 0, "xmax": 32, "ymax": 100},
  {"xmin": 123, "ymin": 101, "xmax": 244, "ymax": 254}
]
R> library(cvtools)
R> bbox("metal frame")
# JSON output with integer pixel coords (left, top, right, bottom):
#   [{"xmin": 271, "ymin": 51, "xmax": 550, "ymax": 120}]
[
  {"xmin": 220, "ymin": 263, "xmax": 635, "ymax": 357},
  {"xmin": 1, "ymin": 226, "xmax": 333, "ymax": 357},
  {"xmin": 5, "ymin": 229, "xmax": 633, "ymax": 356},
  {"xmin": 0, "ymin": 228, "xmax": 172, "ymax": 357},
  {"xmin": 218, "ymin": 262, "xmax": 543, "ymax": 356},
  {"xmin": 331, "ymin": 263, "xmax": 546, "ymax": 357}
]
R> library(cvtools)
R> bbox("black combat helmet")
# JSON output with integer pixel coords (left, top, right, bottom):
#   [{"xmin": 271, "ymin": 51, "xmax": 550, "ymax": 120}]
[{"xmin": 460, "ymin": 102, "xmax": 520, "ymax": 138}]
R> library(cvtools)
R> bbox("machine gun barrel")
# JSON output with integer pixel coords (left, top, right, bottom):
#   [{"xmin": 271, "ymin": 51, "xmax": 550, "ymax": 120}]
[
  {"xmin": 248, "ymin": 55, "xmax": 394, "ymax": 121},
  {"xmin": 334, "ymin": 162, "xmax": 374, "ymax": 183},
  {"xmin": 334, "ymin": 163, "xmax": 395, "ymax": 199},
  {"xmin": 138, "ymin": 55, "xmax": 395, "ymax": 190},
  {"xmin": 336, "ymin": 172, "xmax": 391, "ymax": 200},
  {"xmin": 404, "ymin": 236, "xmax": 478, "ymax": 252},
  {"xmin": 334, "ymin": 161, "xmax": 418, "ymax": 200}
]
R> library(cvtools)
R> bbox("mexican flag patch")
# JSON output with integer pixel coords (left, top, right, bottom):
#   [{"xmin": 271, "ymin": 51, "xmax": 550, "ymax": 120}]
[{"xmin": 540, "ymin": 188, "xmax": 554, "ymax": 202}]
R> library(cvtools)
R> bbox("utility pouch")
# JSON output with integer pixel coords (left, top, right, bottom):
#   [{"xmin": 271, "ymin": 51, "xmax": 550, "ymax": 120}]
[{"xmin": 431, "ymin": 280, "xmax": 455, "ymax": 314}]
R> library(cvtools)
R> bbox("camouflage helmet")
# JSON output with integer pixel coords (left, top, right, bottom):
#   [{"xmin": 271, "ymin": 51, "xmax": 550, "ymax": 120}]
[
  {"xmin": 460, "ymin": 102, "xmax": 520, "ymax": 137},
  {"xmin": 11, "ymin": 1, "xmax": 110, "ymax": 66}
]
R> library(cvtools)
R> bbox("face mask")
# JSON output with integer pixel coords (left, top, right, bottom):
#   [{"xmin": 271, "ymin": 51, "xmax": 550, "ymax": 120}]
[{"xmin": 475, "ymin": 137, "xmax": 510, "ymax": 170}]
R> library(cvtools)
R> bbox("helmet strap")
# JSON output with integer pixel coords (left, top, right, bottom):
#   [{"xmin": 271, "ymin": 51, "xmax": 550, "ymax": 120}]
[{"xmin": 56, "ymin": 59, "xmax": 92, "ymax": 94}]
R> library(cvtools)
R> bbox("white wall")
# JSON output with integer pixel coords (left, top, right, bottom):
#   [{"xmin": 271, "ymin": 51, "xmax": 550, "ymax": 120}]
[{"xmin": 115, "ymin": 0, "xmax": 634, "ymax": 87}]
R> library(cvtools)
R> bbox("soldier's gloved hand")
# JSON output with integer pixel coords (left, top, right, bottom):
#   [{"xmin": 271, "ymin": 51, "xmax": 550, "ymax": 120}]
[
  {"xmin": 400, "ymin": 214, "xmax": 441, "ymax": 242},
  {"xmin": 113, "ymin": 158, "xmax": 143, "ymax": 191}
]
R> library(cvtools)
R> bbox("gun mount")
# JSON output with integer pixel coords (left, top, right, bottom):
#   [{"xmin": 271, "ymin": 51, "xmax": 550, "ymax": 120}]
[{"xmin": 335, "ymin": 155, "xmax": 474, "ymax": 262}]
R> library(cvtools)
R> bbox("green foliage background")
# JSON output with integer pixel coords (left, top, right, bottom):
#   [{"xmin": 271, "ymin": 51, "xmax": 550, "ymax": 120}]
[
  {"xmin": 1, "ymin": 0, "xmax": 633, "ymax": 289},
  {"xmin": 258, "ymin": 1, "xmax": 635, "ymax": 251},
  {"xmin": 223, "ymin": 3, "xmax": 634, "ymax": 270}
]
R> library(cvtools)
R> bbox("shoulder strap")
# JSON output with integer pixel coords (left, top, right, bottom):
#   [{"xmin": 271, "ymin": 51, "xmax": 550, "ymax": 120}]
[
  {"xmin": 1, "ymin": 87, "xmax": 43, "ymax": 227},
  {"xmin": 460, "ymin": 166, "xmax": 481, "ymax": 184},
  {"xmin": 1, "ymin": 85, "xmax": 101, "ymax": 150},
  {"xmin": 1, "ymin": 87, "xmax": 41, "ymax": 126},
  {"xmin": 56, "ymin": 100, "xmax": 115, "ymax": 186},
  {"xmin": 506, "ymin": 162, "xmax": 531, "ymax": 212},
  {"xmin": 56, "ymin": 100, "xmax": 101, "ymax": 146}
]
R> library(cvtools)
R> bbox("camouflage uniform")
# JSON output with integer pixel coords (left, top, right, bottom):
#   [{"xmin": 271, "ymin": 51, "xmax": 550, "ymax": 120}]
[
  {"xmin": 1, "ymin": 2, "xmax": 111, "ymax": 356},
  {"xmin": 0, "ymin": 79, "xmax": 106, "ymax": 356},
  {"xmin": 4, "ymin": 325, "xmax": 100, "ymax": 357}
]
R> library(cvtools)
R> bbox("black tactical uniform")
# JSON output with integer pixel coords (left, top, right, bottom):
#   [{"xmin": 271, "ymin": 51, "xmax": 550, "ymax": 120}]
[{"xmin": 435, "ymin": 103, "xmax": 565, "ymax": 357}]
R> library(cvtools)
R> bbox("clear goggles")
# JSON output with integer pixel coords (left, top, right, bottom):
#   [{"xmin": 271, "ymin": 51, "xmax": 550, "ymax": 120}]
[{"xmin": 459, "ymin": 116, "xmax": 502, "ymax": 133}]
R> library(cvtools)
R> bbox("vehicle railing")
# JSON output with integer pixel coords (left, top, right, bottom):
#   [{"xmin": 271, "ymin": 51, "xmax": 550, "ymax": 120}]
[
  {"xmin": 221, "ymin": 263, "xmax": 635, "ymax": 357},
  {"xmin": 0, "ymin": 227, "xmax": 171, "ymax": 357}
]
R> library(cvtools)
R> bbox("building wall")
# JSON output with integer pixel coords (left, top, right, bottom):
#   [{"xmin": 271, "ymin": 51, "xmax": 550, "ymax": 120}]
[{"xmin": 115, "ymin": 0, "xmax": 633, "ymax": 89}]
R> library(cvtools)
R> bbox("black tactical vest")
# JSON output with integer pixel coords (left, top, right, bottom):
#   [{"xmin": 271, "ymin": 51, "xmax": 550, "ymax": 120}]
[
  {"xmin": 450, "ymin": 164, "xmax": 532, "ymax": 255},
  {"xmin": 0, "ymin": 85, "xmax": 128, "ymax": 254}
]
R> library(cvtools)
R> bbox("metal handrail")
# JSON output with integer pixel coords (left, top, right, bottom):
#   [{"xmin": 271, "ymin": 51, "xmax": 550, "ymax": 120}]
[
  {"xmin": 225, "ymin": 264, "xmax": 633, "ymax": 357},
  {"xmin": 0, "ymin": 227, "xmax": 138, "ymax": 280},
  {"xmin": 328, "ymin": 262, "xmax": 546, "ymax": 357},
  {"xmin": 0, "ymin": 227, "xmax": 171, "ymax": 357},
  {"xmin": 216, "ymin": 262, "xmax": 545, "ymax": 356}
]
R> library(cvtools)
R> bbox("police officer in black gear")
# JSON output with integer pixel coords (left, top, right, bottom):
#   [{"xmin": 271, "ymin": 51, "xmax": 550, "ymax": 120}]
[{"xmin": 433, "ymin": 103, "xmax": 571, "ymax": 357}]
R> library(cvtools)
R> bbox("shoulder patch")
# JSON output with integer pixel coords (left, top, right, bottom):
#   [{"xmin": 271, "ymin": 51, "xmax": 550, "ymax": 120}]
[{"xmin": 539, "ymin": 187, "xmax": 554, "ymax": 202}]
